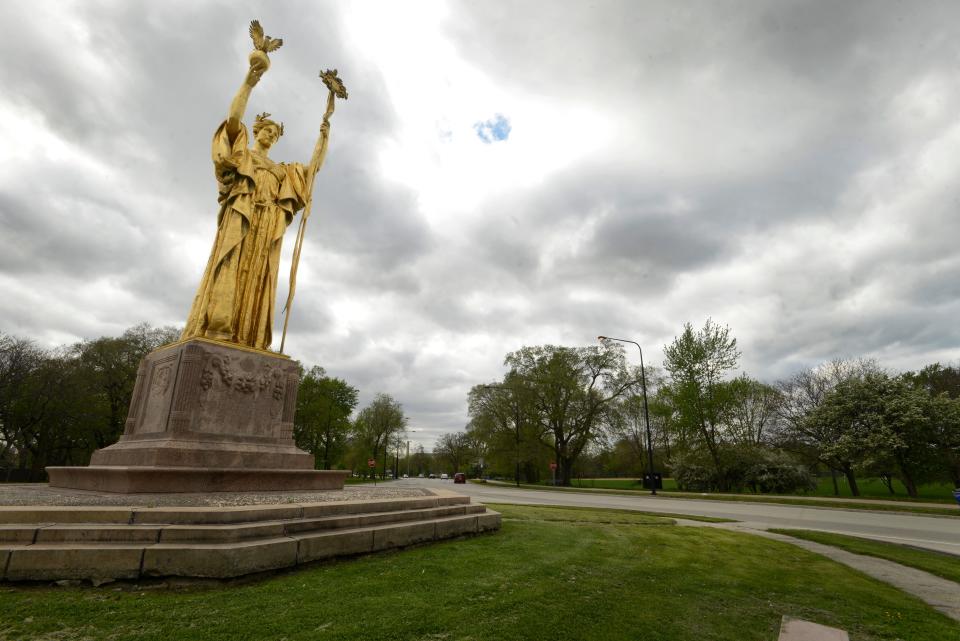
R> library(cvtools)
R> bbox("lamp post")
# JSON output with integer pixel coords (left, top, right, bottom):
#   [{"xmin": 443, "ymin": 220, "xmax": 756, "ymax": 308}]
[{"xmin": 598, "ymin": 335, "xmax": 657, "ymax": 496}]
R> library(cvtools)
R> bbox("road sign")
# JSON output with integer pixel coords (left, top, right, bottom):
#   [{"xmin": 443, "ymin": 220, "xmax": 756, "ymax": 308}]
[
  {"xmin": 549, "ymin": 462, "xmax": 557, "ymax": 470},
  {"xmin": 367, "ymin": 458, "xmax": 376, "ymax": 468}
]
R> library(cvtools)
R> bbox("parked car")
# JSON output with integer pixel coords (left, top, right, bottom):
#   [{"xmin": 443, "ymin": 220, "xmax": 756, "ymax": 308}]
[
  {"xmin": 440, "ymin": 473, "xmax": 449, "ymax": 480},
  {"xmin": 428, "ymin": 473, "xmax": 436, "ymax": 479},
  {"xmin": 402, "ymin": 474, "xmax": 408, "ymax": 479},
  {"xmin": 453, "ymin": 473, "xmax": 466, "ymax": 484},
  {"xmin": 417, "ymin": 473, "xmax": 424, "ymax": 478}
]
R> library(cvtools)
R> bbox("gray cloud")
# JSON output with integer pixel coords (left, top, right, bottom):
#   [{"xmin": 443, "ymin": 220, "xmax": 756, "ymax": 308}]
[{"xmin": 2, "ymin": 1, "xmax": 959, "ymax": 448}]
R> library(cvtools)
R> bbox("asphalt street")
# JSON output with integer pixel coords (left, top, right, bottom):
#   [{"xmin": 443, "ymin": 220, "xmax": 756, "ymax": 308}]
[{"xmin": 397, "ymin": 478, "xmax": 959, "ymax": 555}]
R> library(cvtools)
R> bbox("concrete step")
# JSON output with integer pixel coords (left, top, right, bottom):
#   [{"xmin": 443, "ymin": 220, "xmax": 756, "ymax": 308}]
[
  {"xmin": 1, "ymin": 510, "xmax": 501, "ymax": 581},
  {"xmin": 0, "ymin": 504, "xmax": 489, "ymax": 545},
  {"xmin": 0, "ymin": 493, "xmax": 471, "ymax": 526}
]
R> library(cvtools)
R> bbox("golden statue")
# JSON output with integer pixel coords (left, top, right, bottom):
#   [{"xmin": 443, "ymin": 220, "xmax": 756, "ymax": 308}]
[{"xmin": 182, "ymin": 20, "xmax": 347, "ymax": 352}]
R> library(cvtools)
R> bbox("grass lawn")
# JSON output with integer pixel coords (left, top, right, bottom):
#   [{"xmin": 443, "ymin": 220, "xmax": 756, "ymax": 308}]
[
  {"xmin": 770, "ymin": 529, "xmax": 960, "ymax": 585},
  {"xmin": 808, "ymin": 478, "xmax": 956, "ymax": 502},
  {"xmin": 1, "ymin": 505, "xmax": 958, "ymax": 640},
  {"xmin": 565, "ymin": 477, "xmax": 957, "ymax": 503}
]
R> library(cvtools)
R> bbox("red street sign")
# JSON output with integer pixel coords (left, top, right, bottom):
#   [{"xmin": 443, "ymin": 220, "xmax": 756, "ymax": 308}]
[
  {"xmin": 367, "ymin": 458, "xmax": 376, "ymax": 468},
  {"xmin": 549, "ymin": 462, "xmax": 557, "ymax": 470}
]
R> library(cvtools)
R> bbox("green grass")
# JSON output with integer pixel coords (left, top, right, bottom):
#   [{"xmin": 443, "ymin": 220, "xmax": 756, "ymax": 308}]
[
  {"xmin": 770, "ymin": 529, "xmax": 960, "ymax": 585},
  {"xmin": 1, "ymin": 504, "xmax": 958, "ymax": 640},
  {"xmin": 564, "ymin": 477, "xmax": 957, "ymax": 503},
  {"xmin": 809, "ymin": 478, "xmax": 956, "ymax": 502}
]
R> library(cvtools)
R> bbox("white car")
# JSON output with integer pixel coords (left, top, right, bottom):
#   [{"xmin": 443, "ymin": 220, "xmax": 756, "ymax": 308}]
[{"xmin": 440, "ymin": 473, "xmax": 449, "ymax": 480}]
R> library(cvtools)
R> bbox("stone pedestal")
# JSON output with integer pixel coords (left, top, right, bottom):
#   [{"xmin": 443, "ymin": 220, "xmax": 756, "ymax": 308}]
[{"xmin": 47, "ymin": 338, "xmax": 348, "ymax": 493}]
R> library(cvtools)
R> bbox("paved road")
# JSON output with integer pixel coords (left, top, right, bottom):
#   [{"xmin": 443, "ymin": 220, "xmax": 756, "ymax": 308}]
[{"xmin": 398, "ymin": 478, "xmax": 960, "ymax": 555}]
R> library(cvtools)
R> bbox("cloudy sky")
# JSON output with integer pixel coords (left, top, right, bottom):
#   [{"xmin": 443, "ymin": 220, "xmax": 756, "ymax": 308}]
[{"xmin": 2, "ymin": 0, "xmax": 960, "ymax": 448}]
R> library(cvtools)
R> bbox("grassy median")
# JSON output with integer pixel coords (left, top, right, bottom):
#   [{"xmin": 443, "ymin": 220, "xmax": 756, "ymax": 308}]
[
  {"xmin": 565, "ymin": 477, "xmax": 957, "ymax": 503},
  {"xmin": 770, "ymin": 529, "xmax": 960, "ymax": 585},
  {"xmin": 503, "ymin": 481, "xmax": 960, "ymax": 517},
  {"xmin": 0, "ymin": 504, "xmax": 956, "ymax": 640}
]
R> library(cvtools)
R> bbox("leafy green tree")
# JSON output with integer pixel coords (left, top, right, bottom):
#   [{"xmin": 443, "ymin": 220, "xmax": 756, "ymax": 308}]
[
  {"xmin": 408, "ymin": 443, "xmax": 431, "ymax": 476},
  {"xmin": 0, "ymin": 334, "xmax": 46, "ymax": 473},
  {"xmin": 604, "ymin": 372, "xmax": 666, "ymax": 478},
  {"xmin": 72, "ymin": 323, "xmax": 179, "ymax": 450},
  {"xmin": 504, "ymin": 343, "xmax": 636, "ymax": 486},
  {"xmin": 905, "ymin": 363, "xmax": 960, "ymax": 399},
  {"xmin": 1, "ymin": 324, "xmax": 179, "ymax": 477},
  {"xmin": 353, "ymin": 393, "xmax": 407, "ymax": 478},
  {"xmin": 928, "ymin": 393, "xmax": 960, "ymax": 487},
  {"xmin": 774, "ymin": 359, "xmax": 879, "ymax": 495},
  {"xmin": 467, "ymin": 373, "xmax": 539, "ymax": 485},
  {"xmin": 434, "ymin": 431, "xmax": 476, "ymax": 475},
  {"xmin": 661, "ymin": 319, "xmax": 741, "ymax": 485},
  {"xmin": 904, "ymin": 363, "xmax": 960, "ymax": 487},
  {"xmin": 808, "ymin": 372, "xmax": 939, "ymax": 498},
  {"xmin": 726, "ymin": 375, "xmax": 780, "ymax": 447},
  {"xmin": 294, "ymin": 366, "xmax": 358, "ymax": 469}
]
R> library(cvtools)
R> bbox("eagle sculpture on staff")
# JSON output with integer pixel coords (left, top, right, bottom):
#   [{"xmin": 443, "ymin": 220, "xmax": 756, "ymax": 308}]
[{"xmin": 249, "ymin": 19, "xmax": 283, "ymax": 53}]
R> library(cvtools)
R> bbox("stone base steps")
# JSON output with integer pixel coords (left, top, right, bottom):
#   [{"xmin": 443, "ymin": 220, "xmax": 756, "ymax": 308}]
[{"xmin": 0, "ymin": 490, "xmax": 500, "ymax": 581}]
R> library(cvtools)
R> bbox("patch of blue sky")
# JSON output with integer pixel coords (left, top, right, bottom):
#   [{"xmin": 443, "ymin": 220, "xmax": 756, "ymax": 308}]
[{"xmin": 474, "ymin": 114, "xmax": 512, "ymax": 143}]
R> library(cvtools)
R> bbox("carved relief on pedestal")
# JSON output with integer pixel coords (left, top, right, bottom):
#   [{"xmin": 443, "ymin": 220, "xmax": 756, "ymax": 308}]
[
  {"xmin": 168, "ymin": 344, "xmax": 204, "ymax": 432},
  {"xmin": 150, "ymin": 365, "xmax": 172, "ymax": 397},
  {"xmin": 199, "ymin": 354, "xmax": 286, "ymax": 399},
  {"xmin": 136, "ymin": 353, "xmax": 180, "ymax": 434},
  {"xmin": 123, "ymin": 361, "xmax": 148, "ymax": 435},
  {"xmin": 188, "ymin": 345, "xmax": 296, "ymax": 439},
  {"xmin": 280, "ymin": 370, "xmax": 298, "ymax": 439},
  {"xmin": 119, "ymin": 339, "xmax": 300, "ymax": 442}
]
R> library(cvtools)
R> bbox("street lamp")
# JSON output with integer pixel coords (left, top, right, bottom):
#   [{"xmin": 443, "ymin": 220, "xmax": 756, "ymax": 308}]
[{"xmin": 598, "ymin": 335, "xmax": 658, "ymax": 496}]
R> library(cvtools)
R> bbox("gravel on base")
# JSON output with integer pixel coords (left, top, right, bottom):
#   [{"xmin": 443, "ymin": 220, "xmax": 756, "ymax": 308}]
[{"xmin": 0, "ymin": 483, "xmax": 432, "ymax": 507}]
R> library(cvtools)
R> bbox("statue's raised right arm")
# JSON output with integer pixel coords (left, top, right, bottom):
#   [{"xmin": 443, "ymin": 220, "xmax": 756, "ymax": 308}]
[{"xmin": 226, "ymin": 51, "xmax": 269, "ymax": 139}]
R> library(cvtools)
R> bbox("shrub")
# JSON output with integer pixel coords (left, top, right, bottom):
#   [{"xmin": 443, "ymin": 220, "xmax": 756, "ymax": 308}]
[
  {"xmin": 745, "ymin": 458, "xmax": 817, "ymax": 494},
  {"xmin": 672, "ymin": 459, "xmax": 717, "ymax": 492}
]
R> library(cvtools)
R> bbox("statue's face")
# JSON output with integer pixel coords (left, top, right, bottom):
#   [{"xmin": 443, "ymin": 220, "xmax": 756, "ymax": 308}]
[{"xmin": 256, "ymin": 124, "xmax": 280, "ymax": 148}]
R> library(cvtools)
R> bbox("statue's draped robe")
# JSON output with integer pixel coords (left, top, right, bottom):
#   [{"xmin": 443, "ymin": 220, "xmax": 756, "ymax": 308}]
[{"xmin": 182, "ymin": 121, "xmax": 307, "ymax": 350}]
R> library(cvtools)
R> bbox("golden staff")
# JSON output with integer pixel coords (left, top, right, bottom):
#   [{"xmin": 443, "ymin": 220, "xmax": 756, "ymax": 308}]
[{"xmin": 280, "ymin": 69, "xmax": 348, "ymax": 353}]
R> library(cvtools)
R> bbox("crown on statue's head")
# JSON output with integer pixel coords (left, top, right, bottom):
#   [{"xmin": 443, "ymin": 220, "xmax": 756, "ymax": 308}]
[{"xmin": 254, "ymin": 112, "xmax": 284, "ymax": 137}]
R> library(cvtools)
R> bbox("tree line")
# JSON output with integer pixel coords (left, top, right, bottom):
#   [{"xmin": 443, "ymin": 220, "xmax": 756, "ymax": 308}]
[
  {"xmin": 463, "ymin": 319, "xmax": 960, "ymax": 496},
  {"xmin": 4, "ymin": 321, "xmax": 958, "ymax": 493},
  {"xmin": 0, "ymin": 325, "xmax": 423, "ymax": 480},
  {"xmin": 0, "ymin": 324, "xmax": 180, "ymax": 479}
]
